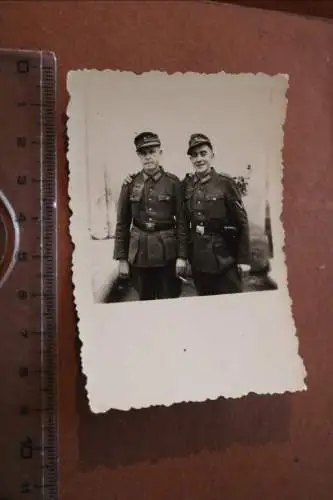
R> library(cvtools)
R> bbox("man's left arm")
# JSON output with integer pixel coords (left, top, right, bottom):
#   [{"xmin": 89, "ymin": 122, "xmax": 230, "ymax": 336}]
[
  {"xmin": 174, "ymin": 179, "xmax": 188, "ymax": 271},
  {"xmin": 225, "ymin": 178, "xmax": 251, "ymax": 267}
]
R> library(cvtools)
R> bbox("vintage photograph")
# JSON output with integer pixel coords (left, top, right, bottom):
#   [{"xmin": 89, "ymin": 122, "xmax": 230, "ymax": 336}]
[
  {"xmin": 67, "ymin": 70, "xmax": 306, "ymax": 412},
  {"xmin": 96, "ymin": 132, "xmax": 276, "ymax": 303},
  {"xmin": 76, "ymin": 72, "xmax": 278, "ymax": 304}
]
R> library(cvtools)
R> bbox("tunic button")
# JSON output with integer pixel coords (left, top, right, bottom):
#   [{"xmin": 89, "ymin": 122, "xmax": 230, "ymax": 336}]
[{"xmin": 148, "ymin": 208, "xmax": 152, "ymax": 212}]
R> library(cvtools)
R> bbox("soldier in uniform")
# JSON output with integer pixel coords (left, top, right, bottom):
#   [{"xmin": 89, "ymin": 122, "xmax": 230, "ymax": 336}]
[
  {"xmin": 182, "ymin": 133, "xmax": 251, "ymax": 295},
  {"xmin": 113, "ymin": 132, "xmax": 187, "ymax": 301}
]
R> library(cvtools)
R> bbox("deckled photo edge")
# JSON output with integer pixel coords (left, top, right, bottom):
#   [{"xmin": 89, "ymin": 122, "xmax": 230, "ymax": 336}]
[
  {"xmin": 269, "ymin": 76, "xmax": 307, "ymax": 388},
  {"xmin": 65, "ymin": 69, "xmax": 307, "ymax": 413}
]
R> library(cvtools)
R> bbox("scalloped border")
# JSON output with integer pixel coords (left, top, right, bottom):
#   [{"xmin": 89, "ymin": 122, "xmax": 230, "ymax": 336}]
[{"xmin": 66, "ymin": 69, "xmax": 307, "ymax": 414}]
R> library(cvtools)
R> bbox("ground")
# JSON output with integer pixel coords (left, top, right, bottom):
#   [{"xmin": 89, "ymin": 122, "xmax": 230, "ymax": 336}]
[{"xmin": 106, "ymin": 271, "xmax": 278, "ymax": 303}]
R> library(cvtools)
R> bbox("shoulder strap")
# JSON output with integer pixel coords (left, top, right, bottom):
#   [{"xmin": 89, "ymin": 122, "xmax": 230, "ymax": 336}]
[
  {"xmin": 122, "ymin": 170, "xmax": 141, "ymax": 187},
  {"xmin": 164, "ymin": 170, "xmax": 180, "ymax": 182},
  {"xmin": 216, "ymin": 171, "xmax": 236, "ymax": 183}
]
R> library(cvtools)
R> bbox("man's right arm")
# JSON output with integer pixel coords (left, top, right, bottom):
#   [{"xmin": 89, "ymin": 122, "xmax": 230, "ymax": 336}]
[
  {"xmin": 113, "ymin": 182, "xmax": 132, "ymax": 262},
  {"xmin": 224, "ymin": 177, "xmax": 251, "ymax": 266}
]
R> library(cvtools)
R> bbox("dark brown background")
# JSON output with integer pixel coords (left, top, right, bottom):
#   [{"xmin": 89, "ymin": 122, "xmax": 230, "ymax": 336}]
[{"xmin": 1, "ymin": 1, "xmax": 333, "ymax": 499}]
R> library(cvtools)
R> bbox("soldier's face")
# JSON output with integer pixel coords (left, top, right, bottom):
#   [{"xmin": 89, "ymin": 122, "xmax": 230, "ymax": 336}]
[
  {"xmin": 189, "ymin": 144, "xmax": 214, "ymax": 174},
  {"xmin": 138, "ymin": 146, "xmax": 162, "ymax": 173}
]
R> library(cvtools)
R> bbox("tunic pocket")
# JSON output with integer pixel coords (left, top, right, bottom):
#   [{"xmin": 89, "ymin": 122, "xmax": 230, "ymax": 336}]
[
  {"xmin": 204, "ymin": 193, "xmax": 226, "ymax": 218},
  {"xmin": 129, "ymin": 192, "xmax": 142, "ymax": 218},
  {"xmin": 206, "ymin": 193, "xmax": 224, "ymax": 201},
  {"xmin": 191, "ymin": 237, "xmax": 217, "ymax": 273},
  {"xmin": 158, "ymin": 194, "xmax": 172, "ymax": 201},
  {"xmin": 161, "ymin": 231, "xmax": 177, "ymax": 261},
  {"xmin": 213, "ymin": 240, "xmax": 235, "ymax": 271},
  {"xmin": 157, "ymin": 194, "xmax": 175, "ymax": 218}
]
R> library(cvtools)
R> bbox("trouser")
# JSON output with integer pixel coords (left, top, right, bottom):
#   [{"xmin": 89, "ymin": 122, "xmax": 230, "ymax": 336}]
[
  {"xmin": 192, "ymin": 265, "xmax": 243, "ymax": 296},
  {"xmin": 131, "ymin": 260, "xmax": 181, "ymax": 301}
]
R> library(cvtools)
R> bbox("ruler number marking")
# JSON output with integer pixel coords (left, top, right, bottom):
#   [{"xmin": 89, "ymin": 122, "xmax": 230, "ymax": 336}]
[
  {"xmin": 16, "ymin": 251, "xmax": 28, "ymax": 262},
  {"xmin": 20, "ymin": 480, "xmax": 31, "ymax": 494},
  {"xmin": 19, "ymin": 328, "xmax": 28, "ymax": 338},
  {"xmin": 20, "ymin": 437, "xmax": 33, "ymax": 459},
  {"xmin": 15, "ymin": 213, "xmax": 41, "ymax": 223},
  {"xmin": 17, "ymin": 175, "xmax": 27, "ymax": 185},
  {"xmin": 16, "ymin": 212, "xmax": 26, "ymax": 223},
  {"xmin": 17, "ymin": 289, "xmax": 28, "ymax": 300},
  {"xmin": 16, "ymin": 137, "xmax": 27, "ymax": 148},
  {"xmin": 16, "ymin": 60, "xmax": 30, "ymax": 74}
]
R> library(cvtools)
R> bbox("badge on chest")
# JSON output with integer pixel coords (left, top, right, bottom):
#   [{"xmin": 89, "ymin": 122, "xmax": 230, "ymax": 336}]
[
  {"xmin": 145, "ymin": 221, "xmax": 156, "ymax": 231},
  {"xmin": 196, "ymin": 224, "xmax": 205, "ymax": 235}
]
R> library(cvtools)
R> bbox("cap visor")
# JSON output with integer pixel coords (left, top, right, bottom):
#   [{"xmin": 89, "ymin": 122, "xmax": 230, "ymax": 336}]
[
  {"xmin": 136, "ymin": 141, "xmax": 161, "ymax": 152},
  {"xmin": 187, "ymin": 141, "xmax": 211, "ymax": 155}
]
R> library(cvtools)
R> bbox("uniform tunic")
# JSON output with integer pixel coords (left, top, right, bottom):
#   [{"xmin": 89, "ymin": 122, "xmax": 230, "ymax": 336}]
[
  {"xmin": 182, "ymin": 168, "xmax": 250, "ymax": 291},
  {"xmin": 113, "ymin": 167, "xmax": 187, "ymax": 268}
]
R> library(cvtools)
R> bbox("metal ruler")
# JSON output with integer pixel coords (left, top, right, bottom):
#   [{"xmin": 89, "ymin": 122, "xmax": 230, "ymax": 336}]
[{"xmin": 0, "ymin": 50, "xmax": 58, "ymax": 500}]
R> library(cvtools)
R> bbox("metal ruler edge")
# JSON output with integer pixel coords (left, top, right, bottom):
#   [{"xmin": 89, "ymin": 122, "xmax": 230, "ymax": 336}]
[{"xmin": 40, "ymin": 50, "xmax": 58, "ymax": 500}]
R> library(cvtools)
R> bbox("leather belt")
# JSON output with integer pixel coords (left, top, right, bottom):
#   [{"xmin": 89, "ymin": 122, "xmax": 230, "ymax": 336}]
[
  {"xmin": 133, "ymin": 220, "xmax": 175, "ymax": 232},
  {"xmin": 191, "ymin": 221, "xmax": 226, "ymax": 235}
]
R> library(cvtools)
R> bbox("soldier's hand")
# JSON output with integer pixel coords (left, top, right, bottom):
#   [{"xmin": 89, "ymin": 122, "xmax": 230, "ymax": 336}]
[
  {"xmin": 119, "ymin": 260, "xmax": 130, "ymax": 278},
  {"xmin": 176, "ymin": 258, "xmax": 187, "ymax": 276},
  {"xmin": 239, "ymin": 264, "xmax": 251, "ymax": 273},
  {"xmin": 123, "ymin": 173, "xmax": 135, "ymax": 185}
]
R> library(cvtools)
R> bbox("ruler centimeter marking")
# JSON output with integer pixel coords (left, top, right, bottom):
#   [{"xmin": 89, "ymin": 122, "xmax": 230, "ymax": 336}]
[{"xmin": 0, "ymin": 50, "xmax": 58, "ymax": 500}]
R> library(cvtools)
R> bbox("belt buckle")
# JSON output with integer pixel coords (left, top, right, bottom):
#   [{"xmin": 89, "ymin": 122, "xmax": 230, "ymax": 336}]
[
  {"xmin": 196, "ymin": 224, "xmax": 205, "ymax": 235},
  {"xmin": 145, "ymin": 221, "xmax": 156, "ymax": 231}
]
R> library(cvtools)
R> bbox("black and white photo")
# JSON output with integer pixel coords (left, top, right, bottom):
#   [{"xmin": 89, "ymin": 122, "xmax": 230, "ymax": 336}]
[
  {"xmin": 106, "ymin": 130, "xmax": 277, "ymax": 304},
  {"xmin": 67, "ymin": 70, "xmax": 306, "ymax": 413}
]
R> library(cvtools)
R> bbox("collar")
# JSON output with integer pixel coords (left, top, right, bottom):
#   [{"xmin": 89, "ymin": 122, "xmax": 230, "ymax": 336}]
[
  {"xmin": 194, "ymin": 167, "xmax": 214, "ymax": 185},
  {"xmin": 143, "ymin": 167, "xmax": 163, "ymax": 183}
]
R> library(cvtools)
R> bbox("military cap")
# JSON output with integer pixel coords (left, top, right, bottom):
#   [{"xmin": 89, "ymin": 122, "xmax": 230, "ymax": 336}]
[
  {"xmin": 187, "ymin": 133, "xmax": 213, "ymax": 155},
  {"xmin": 134, "ymin": 131, "xmax": 161, "ymax": 152}
]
